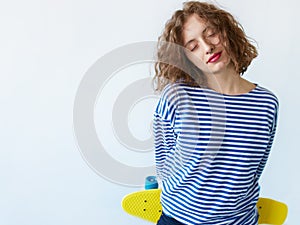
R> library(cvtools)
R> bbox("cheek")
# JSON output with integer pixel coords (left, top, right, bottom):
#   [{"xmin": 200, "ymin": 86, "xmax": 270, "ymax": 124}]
[
  {"xmin": 184, "ymin": 50, "xmax": 207, "ymax": 69},
  {"xmin": 185, "ymin": 52, "xmax": 197, "ymax": 65}
]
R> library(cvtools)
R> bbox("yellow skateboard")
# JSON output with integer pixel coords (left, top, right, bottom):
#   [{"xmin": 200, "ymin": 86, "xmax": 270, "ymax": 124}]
[
  {"xmin": 122, "ymin": 188, "xmax": 162, "ymax": 223},
  {"xmin": 122, "ymin": 176, "xmax": 288, "ymax": 224}
]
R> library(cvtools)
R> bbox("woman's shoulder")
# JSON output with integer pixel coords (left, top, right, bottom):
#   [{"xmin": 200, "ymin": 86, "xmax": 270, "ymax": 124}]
[
  {"xmin": 255, "ymin": 84, "xmax": 279, "ymax": 107},
  {"xmin": 157, "ymin": 82, "xmax": 200, "ymax": 106},
  {"xmin": 160, "ymin": 82, "xmax": 186, "ymax": 99},
  {"xmin": 161, "ymin": 82, "xmax": 203, "ymax": 95}
]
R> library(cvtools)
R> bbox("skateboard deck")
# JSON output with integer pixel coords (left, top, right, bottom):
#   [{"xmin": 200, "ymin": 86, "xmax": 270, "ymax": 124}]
[
  {"xmin": 256, "ymin": 197, "xmax": 288, "ymax": 225},
  {"xmin": 122, "ymin": 189, "xmax": 162, "ymax": 223},
  {"xmin": 122, "ymin": 189, "xmax": 288, "ymax": 224}
]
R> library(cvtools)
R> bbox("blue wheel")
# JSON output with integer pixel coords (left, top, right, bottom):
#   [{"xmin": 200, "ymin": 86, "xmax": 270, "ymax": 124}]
[{"xmin": 145, "ymin": 176, "xmax": 158, "ymax": 190}]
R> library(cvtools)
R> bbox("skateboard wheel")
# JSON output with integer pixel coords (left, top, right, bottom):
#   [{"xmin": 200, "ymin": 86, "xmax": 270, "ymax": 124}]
[{"xmin": 145, "ymin": 176, "xmax": 158, "ymax": 190}]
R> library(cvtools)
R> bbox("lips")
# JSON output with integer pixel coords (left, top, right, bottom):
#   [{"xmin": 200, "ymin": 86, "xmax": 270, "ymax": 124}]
[{"xmin": 207, "ymin": 51, "xmax": 222, "ymax": 63}]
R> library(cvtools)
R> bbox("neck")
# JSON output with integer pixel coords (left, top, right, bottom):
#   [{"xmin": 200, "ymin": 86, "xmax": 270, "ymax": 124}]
[{"xmin": 204, "ymin": 66, "xmax": 253, "ymax": 95}]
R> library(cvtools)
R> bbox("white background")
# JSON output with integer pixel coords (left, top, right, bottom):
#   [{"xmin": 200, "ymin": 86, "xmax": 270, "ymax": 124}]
[{"xmin": 0, "ymin": 0, "xmax": 298, "ymax": 224}]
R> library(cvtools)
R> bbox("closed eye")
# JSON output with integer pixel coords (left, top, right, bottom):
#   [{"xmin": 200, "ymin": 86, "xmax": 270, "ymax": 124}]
[
  {"xmin": 191, "ymin": 44, "xmax": 198, "ymax": 52},
  {"xmin": 206, "ymin": 31, "xmax": 217, "ymax": 38}
]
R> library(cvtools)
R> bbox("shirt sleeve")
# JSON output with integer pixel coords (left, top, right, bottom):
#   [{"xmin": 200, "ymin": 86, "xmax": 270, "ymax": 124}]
[
  {"xmin": 256, "ymin": 100, "xmax": 279, "ymax": 180},
  {"xmin": 153, "ymin": 89, "xmax": 177, "ymax": 181}
]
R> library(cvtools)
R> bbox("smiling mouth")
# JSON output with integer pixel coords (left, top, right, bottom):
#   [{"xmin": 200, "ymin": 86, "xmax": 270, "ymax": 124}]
[{"xmin": 207, "ymin": 51, "xmax": 222, "ymax": 63}]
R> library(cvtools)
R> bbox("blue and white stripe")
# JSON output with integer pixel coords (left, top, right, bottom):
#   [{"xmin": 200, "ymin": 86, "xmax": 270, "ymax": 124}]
[{"xmin": 153, "ymin": 83, "xmax": 278, "ymax": 224}]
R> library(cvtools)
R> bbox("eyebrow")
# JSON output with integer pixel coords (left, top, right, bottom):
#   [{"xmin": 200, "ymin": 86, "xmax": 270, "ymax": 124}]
[{"xmin": 183, "ymin": 26, "xmax": 209, "ymax": 48}]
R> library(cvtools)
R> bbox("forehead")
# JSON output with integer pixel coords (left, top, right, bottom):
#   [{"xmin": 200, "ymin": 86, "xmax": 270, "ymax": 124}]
[{"xmin": 182, "ymin": 14, "xmax": 208, "ymax": 38}]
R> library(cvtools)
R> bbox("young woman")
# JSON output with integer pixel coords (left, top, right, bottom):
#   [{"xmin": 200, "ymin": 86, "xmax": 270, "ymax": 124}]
[{"xmin": 153, "ymin": 1, "xmax": 278, "ymax": 224}]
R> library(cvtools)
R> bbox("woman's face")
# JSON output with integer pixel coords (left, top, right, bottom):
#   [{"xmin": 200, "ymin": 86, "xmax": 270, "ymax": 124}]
[{"xmin": 182, "ymin": 14, "xmax": 232, "ymax": 76}]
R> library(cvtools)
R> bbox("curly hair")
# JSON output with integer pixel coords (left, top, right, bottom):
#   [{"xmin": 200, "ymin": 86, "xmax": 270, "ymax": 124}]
[{"xmin": 153, "ymin": 1, "xmax": 258, "ymax": 91}]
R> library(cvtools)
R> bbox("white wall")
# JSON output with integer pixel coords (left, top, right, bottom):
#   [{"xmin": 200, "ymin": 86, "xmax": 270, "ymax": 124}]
[{"xmin": 0, "ymin": 0, "xmax": 298, "ymax": 224}]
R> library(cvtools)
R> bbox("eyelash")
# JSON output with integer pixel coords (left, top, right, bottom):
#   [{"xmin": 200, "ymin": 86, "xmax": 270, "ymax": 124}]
[
  {"xmin": 189, "ymin": 32, "xmax": 217, "ymax": 51},
  {"xmin": 191, "ymin": 44, "xmax": 198, "ymax": 52}
]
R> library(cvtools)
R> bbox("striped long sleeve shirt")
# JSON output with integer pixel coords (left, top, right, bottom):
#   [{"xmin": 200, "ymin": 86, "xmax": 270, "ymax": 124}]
[{"xmin": 153, "ymin": 83, "xmax": 278, "ymax": 225}]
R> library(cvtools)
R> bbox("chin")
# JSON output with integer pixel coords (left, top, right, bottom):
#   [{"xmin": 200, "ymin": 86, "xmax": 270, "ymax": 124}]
[{"xmin": 207, "ymin": 65, "xmax": 226, "ymax": 75}]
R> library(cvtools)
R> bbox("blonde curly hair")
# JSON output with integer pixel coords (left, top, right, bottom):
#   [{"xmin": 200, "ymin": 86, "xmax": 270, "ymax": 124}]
[{"xmin": 153, "ymin": 1, "xmax": 258, "ymax": 91}]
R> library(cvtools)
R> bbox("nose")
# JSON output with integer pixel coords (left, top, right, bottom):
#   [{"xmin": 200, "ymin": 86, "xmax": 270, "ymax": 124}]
[
  {"xmin": 199, "ymin": 38, "xmax": 214, "ymax": 54},
  {"xmin": 206, "ymin": 47, "xmax": 214, "ymax": 54}
]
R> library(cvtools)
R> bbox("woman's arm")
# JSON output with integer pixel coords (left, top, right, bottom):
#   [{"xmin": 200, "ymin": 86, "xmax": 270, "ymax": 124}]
[
  {"xmin": 256, "ymin": 102, "xmax": 279, "ymax": 180},
  {"xmin": 153, "ymin": 113, "xmax": 176, "ymax": 180},
  {"xmin": 153, "ymin": 88, "xmax": 177, "ymax": 181}
]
